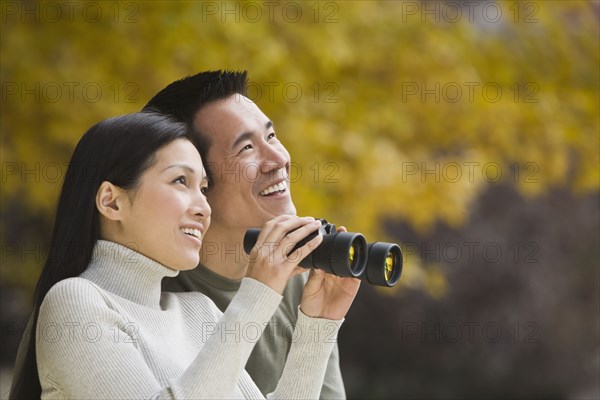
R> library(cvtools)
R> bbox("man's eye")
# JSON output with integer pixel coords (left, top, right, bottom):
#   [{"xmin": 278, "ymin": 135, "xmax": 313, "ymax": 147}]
[
  {"xmin": 201, "ymin": 186, "xmax": 209, "ymax": 195},
  {"xmin": 240, "ymin": 144, "xmax": 253, "ymax": 153},
  {"xmin": 267, "ymin": 132, "xmax": 277, "ymax": 140}
]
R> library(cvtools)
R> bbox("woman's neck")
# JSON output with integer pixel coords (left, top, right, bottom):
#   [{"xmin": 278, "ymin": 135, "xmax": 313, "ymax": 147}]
[{"xmin": 81, "ymin": 240, "xmax": 178, "ymax": 309}]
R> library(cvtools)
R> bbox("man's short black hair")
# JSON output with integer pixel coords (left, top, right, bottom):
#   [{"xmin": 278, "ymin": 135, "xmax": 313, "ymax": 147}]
[
  {"xmin": 142, "ymin": 70, "xmax": 249, "ymax": 181},
  {"xmin": 142, "ymin": 70, "xmax": 248, "ymax": 125}
]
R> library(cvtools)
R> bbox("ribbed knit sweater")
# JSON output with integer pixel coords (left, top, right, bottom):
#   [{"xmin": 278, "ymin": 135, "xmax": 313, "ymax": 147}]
[{"xmin": 36, "ymin": 240, "xmax": 343, "ymax": 399}]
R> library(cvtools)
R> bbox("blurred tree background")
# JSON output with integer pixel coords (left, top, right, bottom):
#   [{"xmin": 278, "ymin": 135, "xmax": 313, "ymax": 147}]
[{"xmin": 1, "ymin": 1, "xmax": 598, "ymax": 398}]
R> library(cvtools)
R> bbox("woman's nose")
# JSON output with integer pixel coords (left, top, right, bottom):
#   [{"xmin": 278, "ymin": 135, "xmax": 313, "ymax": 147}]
[{"xmin": 190, "ymin": 191, "xmax": 211, "ymax": 219}]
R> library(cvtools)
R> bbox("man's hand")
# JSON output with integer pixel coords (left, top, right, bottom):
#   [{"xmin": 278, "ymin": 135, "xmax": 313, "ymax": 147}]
[
  {"xmin": 246, "ymin": 215, "xmax": 323, "ymax": 294},
  {"xmin": 299, "ymin": 226, "xmax": 361, "ymax": 320}
]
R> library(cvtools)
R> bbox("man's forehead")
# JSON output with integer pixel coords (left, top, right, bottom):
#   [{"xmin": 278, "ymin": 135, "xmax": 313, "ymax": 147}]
[
  {"xmin": 194, "ymin": 96, "xmax": 270, "ymax": 139},
  {"xmin": 199, "ymin": 93, "xmax": 256, "ymax": 115}
]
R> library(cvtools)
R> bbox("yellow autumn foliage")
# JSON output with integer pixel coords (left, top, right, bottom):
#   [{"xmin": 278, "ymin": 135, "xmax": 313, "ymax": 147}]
[{"xmin": 1, "ymin": 0, "xmax": 598, "ymax": 291}]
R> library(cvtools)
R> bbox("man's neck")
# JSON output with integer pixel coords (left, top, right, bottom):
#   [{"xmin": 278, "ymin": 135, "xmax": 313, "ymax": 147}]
[{"xmin": 199, "ymin": 225, "xmax": 249, "ymax": 280}]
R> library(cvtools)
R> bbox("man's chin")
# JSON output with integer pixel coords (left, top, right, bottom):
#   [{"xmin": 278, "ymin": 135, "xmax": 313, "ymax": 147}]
[
  {"xmin": 259, "ymin": 206, "xmax": 297, "ymax": 223},
  {"xmin": 261, "ymin": 199, "xmax": 296, "ymax": 214},
  {"xmin": 275, "ymin": 205, "xmax": 297, "ymax": 218}
]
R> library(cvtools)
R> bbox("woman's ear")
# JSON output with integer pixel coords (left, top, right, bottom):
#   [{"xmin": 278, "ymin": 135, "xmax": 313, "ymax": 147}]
[{"xmin": 96, "ymin": 181, "xmax": 125, "ymax": 221}]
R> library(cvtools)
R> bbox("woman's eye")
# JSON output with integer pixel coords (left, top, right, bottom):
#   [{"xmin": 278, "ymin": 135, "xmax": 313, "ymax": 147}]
[
  {"xmin": 200, "ymin": 186, "xmax": 209, "ymax": 195},
  {"xmin": 267, "ymin": 132, "xmax": 277, "ymax": 140},
  {"xmin": 174, "ymin": 176, "xmax": 187, "ymax": 185}
]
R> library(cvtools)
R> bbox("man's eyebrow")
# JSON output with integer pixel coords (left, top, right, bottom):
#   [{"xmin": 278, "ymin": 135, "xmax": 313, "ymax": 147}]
[
  {"xmin": 231, "ymin": 131, "xmax": 254, "ymax": 150},
  {"xmin": 231, "ymin": 121, "xmax": 274, "ymax": 150}
]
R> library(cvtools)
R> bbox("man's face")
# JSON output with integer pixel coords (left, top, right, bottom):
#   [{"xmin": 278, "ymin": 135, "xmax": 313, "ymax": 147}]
[{"xmin": 194, "ymin": 94, "xmax": 296, "ymax": 232}]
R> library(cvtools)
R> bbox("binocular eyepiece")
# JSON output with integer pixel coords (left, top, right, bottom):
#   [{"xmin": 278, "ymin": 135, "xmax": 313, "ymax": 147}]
[{"xmin": 243, "ymin": 219, "xmax": 403, "ymax": 287}]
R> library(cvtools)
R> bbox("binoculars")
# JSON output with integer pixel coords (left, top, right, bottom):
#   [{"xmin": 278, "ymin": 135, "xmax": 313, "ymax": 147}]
[{"xmin": 243, "ymin": 219, "xmax": 403, "ymax": 287}]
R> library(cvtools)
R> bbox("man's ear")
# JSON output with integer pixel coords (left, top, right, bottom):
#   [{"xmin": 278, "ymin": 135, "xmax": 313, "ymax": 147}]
[{"xmin": 96, "ymin": 181, "xmax": 126, "ymax": 221}]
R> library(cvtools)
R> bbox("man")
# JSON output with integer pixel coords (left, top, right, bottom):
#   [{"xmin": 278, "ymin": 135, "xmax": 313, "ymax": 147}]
[{"xmin": 142, "ymin": 70, "xmax": 347, "ymax": 398}]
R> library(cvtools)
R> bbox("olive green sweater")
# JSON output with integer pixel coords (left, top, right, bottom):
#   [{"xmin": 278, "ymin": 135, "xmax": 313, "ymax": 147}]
[{"xmin": 36, "ymin": 240, "xmax": 343, "ymax": 399}]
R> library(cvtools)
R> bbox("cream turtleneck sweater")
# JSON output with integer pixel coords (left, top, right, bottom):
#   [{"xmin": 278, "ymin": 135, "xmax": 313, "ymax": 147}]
[{"xmin": 36, "ymin": 240, "xmax": 343, "ymax": 399}]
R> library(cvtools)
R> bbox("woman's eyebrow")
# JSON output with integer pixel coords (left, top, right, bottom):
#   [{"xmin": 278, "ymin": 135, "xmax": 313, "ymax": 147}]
[{"xmin": 162, "ymin": 164, "xmax": 198, "ymax": 174}]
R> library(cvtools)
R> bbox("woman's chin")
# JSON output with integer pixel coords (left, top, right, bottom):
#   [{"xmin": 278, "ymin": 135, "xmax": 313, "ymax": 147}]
[
  {"xmin": 161, "ymin": 254, "xmax": 200, "ymax": 272},
  {"xmin": 179, "ymin": 257, "xmax": 200, "ymax": 271}
]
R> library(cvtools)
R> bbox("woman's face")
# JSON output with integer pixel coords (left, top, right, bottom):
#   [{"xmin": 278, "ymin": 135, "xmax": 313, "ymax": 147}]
[{"xmin": 119, "ymin": 138, "xmax": 211, "ymax": 270}]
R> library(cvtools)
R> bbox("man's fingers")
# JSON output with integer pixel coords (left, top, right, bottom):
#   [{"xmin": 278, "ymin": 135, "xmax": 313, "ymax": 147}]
[
  {"xmin": 259, "ymin": 216, "xmax": 316, "ymax": 248},
  {"xmin": 286, "ymin": 230, "xmax": 323, "ymax": 266}
]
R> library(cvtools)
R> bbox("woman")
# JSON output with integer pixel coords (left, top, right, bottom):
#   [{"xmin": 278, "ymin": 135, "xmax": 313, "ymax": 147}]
[{"xmin": 11, "ymin": 112, "xmax": 360, "ymax": 399}]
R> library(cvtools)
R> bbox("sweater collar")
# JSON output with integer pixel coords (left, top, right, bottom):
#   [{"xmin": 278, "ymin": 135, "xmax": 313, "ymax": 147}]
[{"xmin": 81, "ymin": 240, "xmax": 179, "ymax": 309}]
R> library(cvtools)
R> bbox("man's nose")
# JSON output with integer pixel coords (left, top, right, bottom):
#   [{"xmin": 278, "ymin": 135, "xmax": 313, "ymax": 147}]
[{"xmin": 260, "ymin": 145, "xmax": 288, "ymax": 174}]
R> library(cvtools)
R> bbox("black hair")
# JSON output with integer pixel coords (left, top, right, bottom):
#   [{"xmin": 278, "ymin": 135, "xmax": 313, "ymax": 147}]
[
  {"xmin": 142, "ymin": 70, "xmax": 248, "ymax": 177},
  {"xmin": 9, "ymin": 112, "xmax": 191, "ymax": 399}
]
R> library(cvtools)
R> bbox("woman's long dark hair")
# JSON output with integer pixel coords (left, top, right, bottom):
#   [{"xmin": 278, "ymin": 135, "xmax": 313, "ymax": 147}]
[{"xmin": 9, "ymin": 112, "xmax": 192, "ymax": 399}]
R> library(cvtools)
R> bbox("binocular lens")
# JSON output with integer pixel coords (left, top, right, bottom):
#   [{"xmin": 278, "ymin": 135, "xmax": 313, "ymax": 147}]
[
  {"xmin": 362, "ymin": 242, "xmax": 403, "ymax": 287},
  {"xmin": 347, "ymin": 239, "xmax": 364, "ymax": 276},
  {"xmin": 384, "ymin": 252, "xmax": 394, "ymax": 282},
  {"xmin": 323, "ymin": 232, "xmax": 367, "ymax": 277}
]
